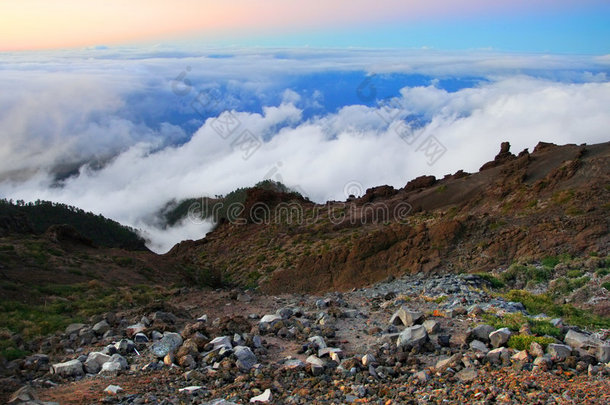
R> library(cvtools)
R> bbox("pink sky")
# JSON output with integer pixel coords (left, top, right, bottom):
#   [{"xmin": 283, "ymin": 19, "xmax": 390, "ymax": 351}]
[{"xmin": 0, "ymin": 0, "xmax": 596, "ymax": 51}]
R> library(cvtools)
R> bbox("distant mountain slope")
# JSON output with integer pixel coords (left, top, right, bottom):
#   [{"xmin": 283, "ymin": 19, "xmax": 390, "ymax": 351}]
[
  {"xmin": 0, "ymin": 199, "xmax": 147, "ymax": 251},
  {"xmin": 167, "ymin": 141, "xmax": 610, "ymax": 294}
]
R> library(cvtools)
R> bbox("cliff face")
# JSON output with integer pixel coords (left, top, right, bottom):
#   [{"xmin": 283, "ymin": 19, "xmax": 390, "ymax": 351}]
[{"xmin": 177, "ymin": 141, "xmax": 610, "ymax": 294}]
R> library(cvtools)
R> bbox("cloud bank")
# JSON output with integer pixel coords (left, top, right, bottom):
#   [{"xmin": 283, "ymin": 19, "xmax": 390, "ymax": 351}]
[{"xmin": 1, "ymin": 48, "xmax": 609, "ymax": 252}]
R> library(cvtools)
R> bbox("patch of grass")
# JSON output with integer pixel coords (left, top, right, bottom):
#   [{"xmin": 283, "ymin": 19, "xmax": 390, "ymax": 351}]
[
  {"xmin": 0, "ymin": 283, "xmax": 167, "ymax": 347},
  {"xmin": 566, "ymin": 270, "xmax": 583, "ymax": 278},
  {"xmin": 500, "ymin": 264, "xmax": 553, "ymax": 286},
  {"xmin": 507, "ymin": 335, "xmax": 555, "ymax": 351},
  {"xmin": 481, "ymin": 312, "xmax": 560, "ymax": 337},
  {"xmin": 112, "ymin": 256, "xmax": 135, "ymax": 267},
  {"xmin": 503, "ymin": 289, "xmax": 610, "ymax": 329},
  {"xmin": 595, "ymin": 268, "xmax": 609, "ymax": 277},
  {"xmin": 602, "ymin": 282, "xmax": 610, "ymax": 290},
  {"xmin": 489, "ymin": 220, "xmax": 507, "ymax": 231},
  {"xmin": 475, "ymin": 273, "xmax": 505, "ymax": 289},
  {"xmin": 548, "ymin": 276, "xmax": 590, "ymax": 297},
  {"xmin": 433, "ymin": 295, "xmax": 448, "ymax": 304},
  {"xmin": 436, "ymin": 185, "xmax": 447, "ymax": 193}
]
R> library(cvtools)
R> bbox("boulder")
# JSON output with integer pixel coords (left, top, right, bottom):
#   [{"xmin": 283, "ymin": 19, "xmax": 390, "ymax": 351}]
[
  {"xmin": 51, "ymin": 359, "xmax": 84, "ymax": 378},
  {"xmin": 435, "ymin": 353, "xmax": 461, "ymax": 372},
  {"xmin": 84, "ymin": 352, "xmax": 111, "ymax": 374},
  {"xmin": 489, "ymin": 328, "xmax": 511, "ymax": 348},
  {"xmin": 308, "ymin": 335, "xmax": 327, "ymax": 349},
  {"xmin": 209, "ymin": 336, "xmax": 232, "ymax": 351},
  {"xmin": 361, "ymin": 353, "xmax": 377, "ymax": 367},
  {"xmin": 423, "ymin": 320, "xmax": 440, "ymax": 334},
  {"xmin": 259, "ymin": 314, "xmax": 282, "ymax": 325},
  {"xmin": 150, "ymin": 333, "xmax": 183, "ymax": 358},
  {"xmin": 65, "ymin": 323, "xmax": 86, "ymax": 335},
  {"xmin": 487, "ymin": 347, "xmax": 510, "ymax": 365},
  {"xmin": 92, "ymin": 320, "xmax": 110, "ymax": 335},
  {"xmin": 597, "ymin": 345, "xmax": 610, "ymax": 363},
  {"xmin": 470, "ymin": 324, "xmax": 494, "ymax": 343},
  {"xmin": 390, "ymin": 307, "xmax": 423, "ymax": 327},
  {"xmin": 396, "ymin": 325, "xmax": 428, "ymax": 349},
  {"xmin": 511, "ymin": 350, "xmax": 531, "ymax": 363},
  {"xmin": 126, "ymin": 323, "xmax": 146, "ymax": 338},
  {"xmin": 547, "ymin": 343, "xmax": 572, "ymax": 362},
  {"xmin": 564, "ymin": 330, "xmax": 595, "ymax": 349},
  {"xmin": 469, "ymin": 340, "xmax": 489, "ymax": 353},
  {"xmin": 234, "ymin": 346, "xmax": 257, "ymax": 371}
]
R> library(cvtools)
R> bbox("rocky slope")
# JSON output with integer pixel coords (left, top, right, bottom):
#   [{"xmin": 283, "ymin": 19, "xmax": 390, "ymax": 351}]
[
  {"xmin": 174, "ymin": 141, "xmax": 610, "ymax": 294},
  {"xmin": 4, "ymin": 273, "xmax": 609, "ymax": 404}
]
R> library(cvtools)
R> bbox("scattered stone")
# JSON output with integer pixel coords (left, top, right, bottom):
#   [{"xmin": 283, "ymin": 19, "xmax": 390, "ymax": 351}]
[
  {"xmin": 84, "ymin": 352, "xmax": 111, "ymax": 374},
  {"xmin": 414, "ymin": 370, "xmax": 430, "ymax": 382},
  {"xmin": 396, "ymin": 325, "xmax": 428, "ymax": 349},
  {"xmin": 250, "ymin": 389, "xmax": 272, "ymax": 403},
  {"xmin": 423, "ymin": 319, "xmax": 440, "ymax": 334},
  {"xmin": 530, "ymin": 341, "xmax": 545, "ymax": 358},
  {"xmin": 234, "ymin": 346, "xmax": 257, "ymax": 371},
  {"xmin": 596, "ymin": 345, "xmax": 610, "ymax": 363},
  {"xmin": 547, "ymin": 344, "xmax": 572, "ymax": 361},
  {"xmin": 487, "ymin": 347, "xmax": 510, "ymax": 365},
  {"xmin": 150, "ymin": 333, "xmax": 183, "ymax": 358},
  {"xmin": 511, "ymin": 350, "xmax": 531, "ymax": 363},
  {"xmin": 390, "ymin": 307, "xmax": 423, "ymax": 326},
  {"xmin": 134, "ymin": 332, "xmax": 149, "ymax": 343},
  {"xmin": 179, "ymin": 386, "xmax": 203, "ymax": 394},
  {"xmin": 470, "ymin": 324, "xmax": 495, "ymax": 343},
  {"xmin": 470, "ymin": 340, "xmax": 489, "ymax": 353},
  {"xmin": 362, "ymin": 353, "xmax": 377, "ymax": 367},
  {"xmin": 100, "ymin": 354, "xmax": 128, "ymax": 376},
  {"xmin": 564, "ymin": 330, "xmax": 595, "ymax": 349},
  {"xmin": 92, "ymin": 320, "xmax": 110, "ymax": 335},
  {"xmin": 51, "ymin": 359, "xmax": 84, "ymax": 378},
  {"xmin": 126, "ymin": 323, "xmax": 146, "ymax": 338},
  {"xmin": 209, "ymin": 336, "xmax": 232, "ymax": 351},
  {"xmin": 259, "ymin": 314, "xmax": 282, "ymax": 325},
  {"xmin": 308, "ymin": 335, "xmax": 327, "ymax": 349},
  {"xmin": 104, "ymin": 385, "xmax": 123, "ymax": 395},
  {"xmin": 436, "ymin": 353, "xmax": 461, "ymax": 372},
  {"xmin": 489, "ymin": 328, "xmax": 511, "ymax": 348},
  {"xmin": 456, "ymin": 367, "xmax": 478, "ymax": 382},
  {"xmin": 65, "ymin": 323, "xmax": 86, "ymax": 335}
]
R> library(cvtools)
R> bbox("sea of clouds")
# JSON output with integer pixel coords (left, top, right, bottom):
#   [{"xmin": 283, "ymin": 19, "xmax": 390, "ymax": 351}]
[{"xmin": 1, "ymin": 47, "xmax": 609, "ymax": 252}]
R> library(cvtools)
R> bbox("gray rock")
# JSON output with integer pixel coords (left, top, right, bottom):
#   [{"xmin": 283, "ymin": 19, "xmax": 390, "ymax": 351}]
[
  {"xmin": 596, "ymin": 345, "xmax": 610, "ymax": 363},
  {"xmin": 152, "ymin": 311, "xmax": 177, "ymax": 324},
  {"xmin": 396, "ymin": 325, "xmax": 428, "ymax": 349},
  {"xmin": 150, "ymin": 333, "xmax": 183, "ymax": 358},
  {"xmin": 414, "ymin": 370, "xmax": 430, "ymax": 382},
  {"xmin": 456, "ymin": 367, "xmax": 478, "ymax": 382},
  {"xmin": 361, "ymin": 353, "xmax": 377, "ymax": 367},
  {"xmin": 469, "ymin": 339, "xmax": 489, "ymax": 353},
  {"xmin": 283, "ymin": 359, "xmax": 305, "ymax": 369},
  {"xmin": 390, "ymin": 307, "xmax": 423, "ymax": 327},
  {"xmin": 51, "ymin": 359, "xmax": 84, "ymax": 378},
  {"xmin": 134, "ymin": 332, "xmax": 149, "ymax": 343},
  {"xmin": 65, "ymin": 323, "xmax": 86, "ymax": 335},
  {"xmin": 234, "ymin": 346, "xmax": 257, "ymax": 371},
  {"xmin": 564, "ymin": 330, "xmax": 596, "ymax": 349},
  {"xmin": 423, "ymin": 320, "xmax": 440, "ymax": 334},
  {"xmin": 487, "ymin": 347, "xmax": 510, "ymax": 365},
  {"xmin": 489, "ymin": 328, "xmax": 511, "ymax": 348},
  {"xmin": 100, "ymin": 354, "xmax": 128, "ymax": 376},
  {"xmin": 547, "ymin": 343, "xmax": 572, "ymax": 361},
  {"xmin": 92, "ymin": 320, "xmax": 110, "ymax": 335},
  {"xmin": 470, "ymin": 324, "xmax": 495, "ymax": 343},
  {"xmin": 308, "ymin": 335, "xmax": 327, "ymax": 349},
  {"xmin": 252, "ymin": 335, "xmax": 263, "ymax": 349},
  {"xmin": 84, "ymin": 352, "xmax": 111, "ymax": 374},
  {"xmin": 533, "ymin": 356, "xmax": 553, "ymax": 369},
  {"xmin": 276, "ymin": 307, "xmax": 294, "ymax": 319},
  {"xmin": 114, "ymin": 339, "xmax": 135, "ymax": 355},
  {"xmin": 318, "ymin": 347, "xmax": 342, "ymax": 359},
  {"xmin": 209, "ymin": 336, "xmax": 232, "ymax": 351},
  {"xmin": 435, "ymin": 353, "xmax": 461, "ymax": 371}
]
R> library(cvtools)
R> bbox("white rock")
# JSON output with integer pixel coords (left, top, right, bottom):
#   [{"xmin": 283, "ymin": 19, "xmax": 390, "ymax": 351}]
[
  {"xmin": 51, "ymin": 359, "xmax": 84, "ymax": 378},
  {"xmin": 250, "ymin": 388, "xmax": 272, "ymax": 403},
  {"xmin": 104, "ymin": 385, "xmax": 123, "ymax": 395}
]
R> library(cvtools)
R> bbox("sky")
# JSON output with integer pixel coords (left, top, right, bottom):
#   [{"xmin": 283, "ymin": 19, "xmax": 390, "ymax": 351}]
[
  {"xmin": 0, "ymin": 2, "xmax": 609, "ymax": 252},
  {"xmin": 1, "ymin": 0, "xmax": 609, "ymax": 53}
]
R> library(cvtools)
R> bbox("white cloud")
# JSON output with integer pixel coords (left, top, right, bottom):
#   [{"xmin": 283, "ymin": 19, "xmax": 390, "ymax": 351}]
[{"xmin": 1, "ymin": 48, "xmax": 609, "ymax": 252}]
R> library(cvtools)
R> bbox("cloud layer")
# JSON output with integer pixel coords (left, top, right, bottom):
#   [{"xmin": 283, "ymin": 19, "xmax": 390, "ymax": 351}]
[{"xmin": 1, "ymin": 48, "xmax": 609, "ymax": 252}]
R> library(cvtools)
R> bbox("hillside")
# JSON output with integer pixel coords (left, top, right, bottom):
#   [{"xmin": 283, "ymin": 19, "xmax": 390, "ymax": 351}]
[
  {"xmin": 0, "ymin": 200, "xmax": 148, "ymax": 251},
  {"xmin": 168, "ymin": 141, "xmax": 609, "ymax": 296}
]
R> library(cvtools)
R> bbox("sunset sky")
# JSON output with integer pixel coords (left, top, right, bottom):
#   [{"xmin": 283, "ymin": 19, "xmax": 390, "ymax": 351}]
[{"xmin": 1, "ymin": 0, "xmax": 609, "ymax": 52}]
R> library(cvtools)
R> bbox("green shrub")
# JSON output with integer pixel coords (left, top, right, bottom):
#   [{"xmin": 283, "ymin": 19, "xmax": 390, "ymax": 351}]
[
  {"xmin": 566, "ymin": 270, "xmax": 582, "ymax": 278},
  {"xmin": 476, "ymin": 273, "xmax": 505, "ymax": 289},
  {"xmin": 503, "ymin": 290, "xmax": 610, "ymax": 329},
  {"xmin": 481, "ymin": 312, "xmax": 560, "ymax": 337},
  {"xmin": 507, "ymin": 335, "xmax": 555, "ymax": 351},
  {"xmin": 602, "ymin": 282, "xmax": 610, "ymax": 291}
]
